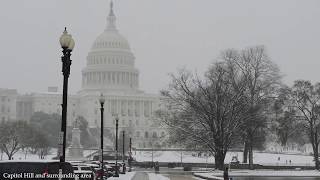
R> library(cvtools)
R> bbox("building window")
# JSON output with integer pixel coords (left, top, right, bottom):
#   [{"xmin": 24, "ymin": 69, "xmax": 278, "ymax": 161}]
[
  {"xmin": 161, "ymin": 132, "xmax": 165, "ymax": 137},
  {"xmin": 152, "ymin": 132, "xmax": 157, "ymax": 138},
  {"xmin": 136, "ymin": 131, "xmax": 140, "ymax": 137},
  {"xmin": 145, "ymin": 132, "xmax": 149, "ymax": 138}
]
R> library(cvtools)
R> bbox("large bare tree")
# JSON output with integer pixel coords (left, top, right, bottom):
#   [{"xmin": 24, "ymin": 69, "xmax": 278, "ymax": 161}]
[
  {"xmin": 291, "ymin": 80, "xmax": 320, "ymax": 169},
  {"xmin": 0, "ymin": 120, "xmax": 29, "ymax": 160},
  {"xmin": 227, "ymin": 46, "xmax": 282, "ymax": 169},
  {"xmin": 160, "ymin": 56, "xmax": 250, "ymax": 170}
]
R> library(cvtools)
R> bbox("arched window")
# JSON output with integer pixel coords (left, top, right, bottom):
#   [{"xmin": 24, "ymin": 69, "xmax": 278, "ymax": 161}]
[{"xmin": 152, "ymin": 132, "xmax": 157, "ymax": 138}]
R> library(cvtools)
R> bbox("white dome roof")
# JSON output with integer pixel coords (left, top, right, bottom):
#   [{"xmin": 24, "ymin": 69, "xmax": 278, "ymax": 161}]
[
  {"xmin": 81, "ymin": 1, "xmax": 140, "ymax": 93},
  {"xmin": 90, "ymin": 1, "xmax": 130, "ymax": 51},
  {"xmin": 91, "ymin": 30, "xmax": 130, "ymax": 50}
]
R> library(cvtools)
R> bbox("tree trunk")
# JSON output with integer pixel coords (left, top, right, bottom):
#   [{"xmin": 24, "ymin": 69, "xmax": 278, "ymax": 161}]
[
  {"xmin": 243, "ymin": 141, "xmax": 248, "ymax": 163},
  {"xmin": 24, "ymin": 150, "xmax": 28, "ymax": 159},
  {"xmin": 313, "ymin": 143, "xmax": 319, "ymax": 170},
  {"xmin": 249, "ymin": 143, "xmax": 254, "ymax": 169},
  {"xmin": 215, "ymin": 151, "xmax": 226, "ymax": 170}
]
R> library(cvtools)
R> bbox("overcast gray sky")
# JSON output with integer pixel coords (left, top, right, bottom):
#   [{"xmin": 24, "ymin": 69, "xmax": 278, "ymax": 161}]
[{"xmin": 0, "ymin": 0, "xmax": 319, "ymax": 94}]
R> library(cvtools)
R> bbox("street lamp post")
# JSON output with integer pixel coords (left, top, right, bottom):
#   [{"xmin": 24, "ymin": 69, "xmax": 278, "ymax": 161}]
[
  {"xmin": 59, "ymin": 27, "xmax": 75, "ymax": 163},
  {"xmin": 99, "ymin": 94, "xmax": 105, "ymax": 179},
  {"xmin": 114, "ymin": 116, "xmax": 119, "ymax": 177},
  {"xmin": 122, "ymin": 131, "xmax": 125, "ymax": 174},
  {"xmin": 128, "ymin": 138, "xmax": 132, "ymax": 172}
]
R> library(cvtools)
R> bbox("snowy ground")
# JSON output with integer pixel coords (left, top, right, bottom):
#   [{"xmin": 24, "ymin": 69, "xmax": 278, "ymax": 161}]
[
  {"xmin": 0, "ymin": 150, "xmax": 56, "ymax": 161},
  {"xmin": 132, "ymin": 151, "xmax": 315, "ymax": 166},
  {"xmin": 194, "ymin": 170, "xmax": 320, "ymax": 178},
  {"xmin": 0, "ymin": 149, "xmax": 94, "ymax": 161},
  {"xmin": 148, "ymin": 173, "xmax": 170, "ymax": 180},
  {"xmin": 3, "ymin": 149, "xmax": 314, "ymax": 167}
]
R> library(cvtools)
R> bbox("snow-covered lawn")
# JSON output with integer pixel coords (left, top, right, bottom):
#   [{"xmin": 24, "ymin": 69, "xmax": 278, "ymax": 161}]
[
  {"xmin": 133, "ymin": 151, "xmax": 315, "ymax": 166},
  {"xmin": 2, "ymin": 149, "xmax": 316, "ymax": 168},
  {"xmin": 194, "ymin": 170, "xmax": 320, "ymax": 178},
  {"xmin": 0, "ymin": 150, "xmax": 56, "ymax": 161},
  {"xmin": 0, "ymin": 149, "xmax": 95, "ymax": 161},
  {"xmin": 108, "ymin": 172, "xmax": 136, "ymax": 180},
  {"xmin": 148, "ymin": 173, "xmax": 170, "ymax": 180}
]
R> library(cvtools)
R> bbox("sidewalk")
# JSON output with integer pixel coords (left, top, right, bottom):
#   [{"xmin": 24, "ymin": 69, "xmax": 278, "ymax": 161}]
[
  {"xmin": 108, "ymin": 172, "xmax": 136, "ymax": 180},
  {"xmin": 194, "ymin": 170, "xmax": 320, "ymax": 179}
]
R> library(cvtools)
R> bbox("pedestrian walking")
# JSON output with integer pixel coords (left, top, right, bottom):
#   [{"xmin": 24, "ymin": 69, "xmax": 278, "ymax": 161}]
[
  {"xmin": 224, "ymin": 167, "xmax": 229, "ymax": 180},
  {"xmin": 154, "ymin": 161, "xmax": 159, "ymax": 173}
]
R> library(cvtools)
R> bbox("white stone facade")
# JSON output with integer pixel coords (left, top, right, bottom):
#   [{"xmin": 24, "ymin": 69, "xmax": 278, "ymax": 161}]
[{"xmin": 0, "ymin": 88, "xmax": 18, "ymax": 121}]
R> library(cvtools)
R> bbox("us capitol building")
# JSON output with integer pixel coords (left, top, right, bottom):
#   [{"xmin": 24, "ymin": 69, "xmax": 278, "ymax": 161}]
[{"xmin": 0, "ymin": 2, "xmax": 167, "ymax": 149}]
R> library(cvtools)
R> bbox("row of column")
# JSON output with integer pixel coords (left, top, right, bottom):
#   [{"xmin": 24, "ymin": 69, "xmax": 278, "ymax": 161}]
[
  {"xmin": 83, "ymin": 71, "xmax": 139, "ymax": 88},
  {"xmin": 99, "ymin": 98, "xmax": 153, "ymax": 118},
  {"xmin": 16, "ymin": 101, "xmax": 33, "ymax": 120},
  {"xmin": 87, "ymin": 55, "xmax": 133, "ymax": 66}
]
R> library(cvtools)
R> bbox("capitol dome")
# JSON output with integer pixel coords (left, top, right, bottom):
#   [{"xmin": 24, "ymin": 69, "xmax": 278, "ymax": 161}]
[
  {"xmin": 91, "ymin": 31, "xmax": 130, "ymax": 51},
  {"xmin": 81, "ymin": 1, "xmax": 139, "ymax": 92}
]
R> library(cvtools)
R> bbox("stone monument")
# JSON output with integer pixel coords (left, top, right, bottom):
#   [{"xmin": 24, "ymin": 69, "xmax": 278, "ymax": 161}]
[{"xmin": 68, "ymin": 118, "xmax": 85, "ymax": 160}]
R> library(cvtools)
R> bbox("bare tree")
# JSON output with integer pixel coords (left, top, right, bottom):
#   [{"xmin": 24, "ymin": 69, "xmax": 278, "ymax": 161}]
[
  {"xmin": 227, "ymin": 46, "xmax": 282, "ymax": 169},
  {"xmin": 270, "ymin": 87, "xmax": 303, "ymax": 146},
  {"xmin": 160, "ymin": 58, "xmax": 250, "ymax": 170},
  {"xmin": 0, "ymin": 121, "xmax": 28, "ymax": 160},
  {"xmin": 290, "ymin": 80, "xmax": 320, "ymax": 169}
]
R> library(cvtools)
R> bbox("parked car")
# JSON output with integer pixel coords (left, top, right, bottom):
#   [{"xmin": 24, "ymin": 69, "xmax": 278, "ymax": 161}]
[
  {"xmin": 106, "ymin": 162, "xmax": 126, "ymax": 174},
  {"xmin": 0, "ymin": 160, "xmax": 75, "ymax": 180},
  {"xmin": 85, "ymin": 162, "xmax": 113, "ymax": 179}
]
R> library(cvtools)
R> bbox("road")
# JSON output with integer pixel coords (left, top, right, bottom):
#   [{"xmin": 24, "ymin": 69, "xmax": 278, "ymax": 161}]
[
  {"xmin": 163, "ymin": 174, "xmax": 199, "ymax": 180},
  {"xmin": 132, "ymin": 167, "xmax": 199, "ymax": 180},
  {"xmin": 132, "ymin": 172, "xmax": 149, "ymax": 180}
]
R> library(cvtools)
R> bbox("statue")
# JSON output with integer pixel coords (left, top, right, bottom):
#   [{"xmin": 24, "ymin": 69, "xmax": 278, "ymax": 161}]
[{"xmin": 68, "ymin": 118, "xmax": 84, "ymax": 160}]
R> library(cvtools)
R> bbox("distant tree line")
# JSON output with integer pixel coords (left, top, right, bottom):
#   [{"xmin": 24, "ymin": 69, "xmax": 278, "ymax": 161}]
[
  {"xmin": 158, "ymin": 45, "xmax": 320, "ymax": 170},
  {"xmin": 0, "ymin": 118, "xmax": 50, "ymax": 160},
  {"xmin": 0, "ymin": 112, "xmax": 95, "ymax": 160}
]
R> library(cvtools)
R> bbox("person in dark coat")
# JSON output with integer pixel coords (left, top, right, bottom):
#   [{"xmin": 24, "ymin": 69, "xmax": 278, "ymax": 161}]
[{"xmin": 224, "ymin": 167, "xmax": 229, "ymax": 180}]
